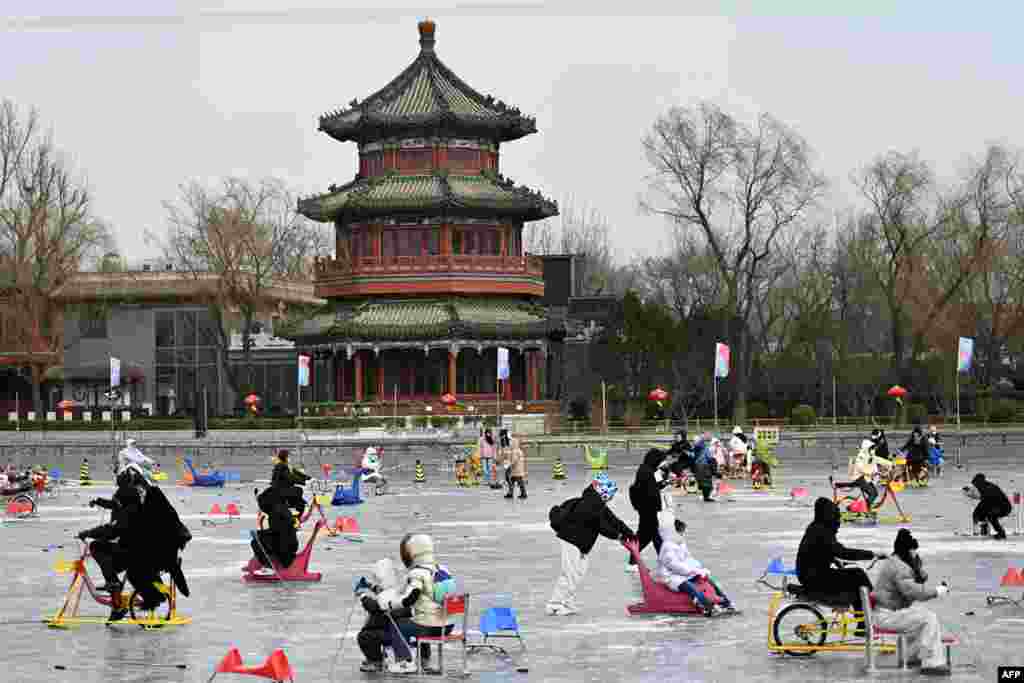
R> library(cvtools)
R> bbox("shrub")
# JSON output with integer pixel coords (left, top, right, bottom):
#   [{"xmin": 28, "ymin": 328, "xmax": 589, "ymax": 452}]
[
  {"xmin": 790, "ymin": 404, "xmax": 816, "ymax": 425},
  {"xmin": 747, "ymin": 401, "xmax": 770, "ymax": 419},
  {"xmin": 988, "ymin": 398, "xmax": 1017, "ymax": 423},
  {"xmin": 907, "ymin": 403, "xmax": 928, "ymax": 425}
]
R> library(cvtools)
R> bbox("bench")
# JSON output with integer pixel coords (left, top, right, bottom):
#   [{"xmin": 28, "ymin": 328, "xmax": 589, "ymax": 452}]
[{"xmin": 861, "ymin": 588, "xmax": 958, "ymax": 672}]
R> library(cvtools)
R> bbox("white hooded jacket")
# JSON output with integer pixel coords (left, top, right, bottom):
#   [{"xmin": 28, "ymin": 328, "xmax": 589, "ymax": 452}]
[
  {"xmin": 117, "ymin": 443, "xmax": 154, "ymax": 473},
  {"xmin": 388, "ymin": 534, "xmax": 446, "ymax": 627},
  {"xmin": 654, "ymin": 511, "xmax": 706, "ymax": 588},
  {"xmin": 371, "ymin": 558, "xmax": 400, "ymax": 610}
]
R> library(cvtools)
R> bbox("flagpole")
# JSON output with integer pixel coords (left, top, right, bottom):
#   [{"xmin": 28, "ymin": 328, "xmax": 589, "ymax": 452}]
[
  {"xmin": 497, "ymin": 377, "xmax": 502, "ymax": 432},
  {"xmin": 713, "ymin": 374, "xmax": 718, "ymax": 431}
]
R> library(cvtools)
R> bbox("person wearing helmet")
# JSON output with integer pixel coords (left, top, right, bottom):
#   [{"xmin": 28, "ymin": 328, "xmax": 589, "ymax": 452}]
[
  {"xmin": 831, "ymin": 439, "xmax": 881, "ymax": 509},
  {"xmin": 117, "ymin": 438, "xmax": 155, "ymax": 476},
  {"xmin": 383, "ymin": 534, "xmax": 455, "ymax": 674},
  {"xmin": 545, "ymin": 473, "xmax": 636, "ymax": 616}
]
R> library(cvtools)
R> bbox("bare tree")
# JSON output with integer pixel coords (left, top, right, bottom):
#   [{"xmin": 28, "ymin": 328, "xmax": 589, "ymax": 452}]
[
  {"xmin": 0, "ymin": 100, "xmax": 112, "ymax": 413},
  {"xmin": 641, "ymin": 102, "xmax": 826, "ymax": 421},
  {"xmin": 525, "ymin": 197, "xmax": 621, "ymax": 296},
  {"xmin": 153, "ymin": 177, "xmax": 328, "ymax": 403}
]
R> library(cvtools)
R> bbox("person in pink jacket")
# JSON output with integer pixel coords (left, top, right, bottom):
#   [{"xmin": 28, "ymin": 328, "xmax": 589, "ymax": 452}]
[{"xmin": 654, "ymin": 511, "xmax": 735, "ymax": 616}]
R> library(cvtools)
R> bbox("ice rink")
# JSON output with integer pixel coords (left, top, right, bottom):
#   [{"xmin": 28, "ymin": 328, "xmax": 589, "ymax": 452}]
[{"xmin": 1, "ymin": 446, "xmax": 1022, "ymax": 682}]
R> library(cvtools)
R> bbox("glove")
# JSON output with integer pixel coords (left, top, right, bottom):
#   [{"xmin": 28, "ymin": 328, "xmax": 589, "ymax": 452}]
[
  {"xmin": 935, "ymin": 582, "xmax": 949, "ymax": 597},
  {"xmin": 88, "ymin": 499, "xmax": 97, "ymax": 508}
]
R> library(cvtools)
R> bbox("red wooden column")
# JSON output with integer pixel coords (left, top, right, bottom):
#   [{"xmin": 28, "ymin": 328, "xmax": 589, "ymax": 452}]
[
  {"xmin": 526, "ymin": 350, "xmax": 535, "ymax": 402},
  {"xmin": 376, "ymin": 351, "xmax": 384, "ymax": 399},
  {"xmin": 335, "ymin": 352, "xmax": 344, "ymax": 401},
  {"xmin": 447, "ymin": 350, "xmax": 457, "ymax": 395},
  {"xmin": 354, "ymin": 351, "xmax": 364, "ymax": 402},
  {"xmin": 532, "ymin": 350, "xmax": 541, "ymax": 401}
]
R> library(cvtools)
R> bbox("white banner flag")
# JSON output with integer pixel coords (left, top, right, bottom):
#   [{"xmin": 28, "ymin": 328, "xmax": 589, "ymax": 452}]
[
  {"xmin": 497, "ymin": 347, "xmax": 510, "ymax": 380},
  {"xmin": 110, "ymin": 357, "xmax": 121, "ymax": 388}
]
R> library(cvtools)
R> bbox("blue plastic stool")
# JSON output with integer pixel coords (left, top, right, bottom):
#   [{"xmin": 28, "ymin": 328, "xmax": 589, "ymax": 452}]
[{"xmin": 469, "ymin": 607, "xmax": 526, "ymax": 657}]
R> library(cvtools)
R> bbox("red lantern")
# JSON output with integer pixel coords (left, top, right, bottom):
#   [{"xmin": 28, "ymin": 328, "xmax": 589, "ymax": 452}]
[
  {"xmin": 57, "ymin": 399, "xmax": 76, "ymax": 411},
  {"xmin": 244, "ymin": 394, "xmax": 261, "ymax": 406},
  {"xmin": 648, "ymin": 387, "xmax": 669, "ymax": 402},
  {"xmin": 886, "ymin": 386, "xmax": 908, "ymax": 398},
  {"xmin": 440, "ymin": 393, "xmax": 457, "ymax": 406}
]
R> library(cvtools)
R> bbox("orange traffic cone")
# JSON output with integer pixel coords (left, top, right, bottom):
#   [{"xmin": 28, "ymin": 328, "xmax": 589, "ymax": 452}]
[
  {"xmin": 209, "ymin": 504, "xmax": 223, "ymax": 515},
  {"xmin": 225, "ymin": 503, "xmax": 240, "ymax": 516},
  {"xmin": 213, "ymin": 647, "xmax": 294, "ymax": 681},
  {"xmin": 334, "ymin": 516, "xmax": 360, "ymax": 533},
  {"xmin": 1001, "ymin": 567, "xmax": 1024, "ymax": 586}
]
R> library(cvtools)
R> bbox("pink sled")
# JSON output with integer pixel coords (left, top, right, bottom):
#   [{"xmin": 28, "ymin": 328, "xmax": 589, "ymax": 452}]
[
  {"xmin": 242, "ymin": 520, "xmax": 325, "ymax": 583},
  {"xmin": 623, "ymin": 538, "xmax": 721, "ymax": 615}
]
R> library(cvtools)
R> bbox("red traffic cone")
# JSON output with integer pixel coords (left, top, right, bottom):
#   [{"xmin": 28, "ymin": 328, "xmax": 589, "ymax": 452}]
[
  {"xmin": 225, "ymin": 503, "xmax": 240, "ymax": 516},
  {"xmin": 209, "ymin": 504, "xmax": 223, "ymax": 515},
  {"xmin": 336, "ymin": 516, "xmax": 360, "ymax": 533},
  {"xmin": 214, "ymin": 647, "xmax": 294, "ymax": 681},
  {"xmin": 1001, "ymin": 567, "xmax": 1024, "ymax": 586},
  {"xmin": 790, "ymin": 486, "xmax": 809, "ymax": 498}
]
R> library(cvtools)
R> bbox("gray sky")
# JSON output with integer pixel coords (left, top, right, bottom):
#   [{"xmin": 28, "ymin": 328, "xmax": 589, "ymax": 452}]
[{"xmin": 3, "ymin": 2, "xmax": 1021, "ymax": 265}]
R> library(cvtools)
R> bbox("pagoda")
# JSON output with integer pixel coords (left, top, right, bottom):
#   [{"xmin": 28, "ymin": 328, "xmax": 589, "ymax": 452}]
[{"xmin": 289, "ymin": 19, "xmax": 560, "ymax": 412}]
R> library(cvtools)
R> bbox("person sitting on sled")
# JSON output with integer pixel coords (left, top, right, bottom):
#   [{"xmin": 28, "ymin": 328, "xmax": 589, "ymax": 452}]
[
  {"xmin": 383, "ymin": 534, "xmax": 458, "ymax": 674},
  {"xmin": 252, "ymin": 485, "xmax": 299, "ymax": 575},
  {"xmin": 356, "ymin": 558, "xmax": 414, "ymax": 673},
  {"xmin": 117, "ymin": 438, "xmax": 155, "ymax": 477},
  {"xmin": 832, "ymin": 439, "xmax": 882, "ymax": 510},
  {"xmin": 270, "ymin": 450, "xmax": 309, "ymax": 517},
  {"xmin": 654, "ymin": 511, "xmax": 735, "ymax": 617}
]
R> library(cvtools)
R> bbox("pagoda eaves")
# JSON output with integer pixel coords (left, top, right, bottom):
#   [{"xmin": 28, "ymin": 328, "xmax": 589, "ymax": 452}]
[{"xmin": 318, "ymin": 20, "xmax": 537, "ymax": 144}]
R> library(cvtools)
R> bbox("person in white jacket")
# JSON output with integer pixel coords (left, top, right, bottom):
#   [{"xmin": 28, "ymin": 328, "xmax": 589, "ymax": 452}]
[
  {"xmin": 117, "ymin": 439, "xmax": 154, "ymax": 478},
  {"xmin": 871, "ymin": 529, "xmax": 951, "ymax": 676},
  {"xmin": 832, "ymin": 440, "xmax": 883, "ymax": 509},
  {"xmin": 654, "ymin": 511, "xmax": 735, "ymax": 616},
  {"xmin": 729, "ymin": 426, "xmax": 750, "ymax": 472}
]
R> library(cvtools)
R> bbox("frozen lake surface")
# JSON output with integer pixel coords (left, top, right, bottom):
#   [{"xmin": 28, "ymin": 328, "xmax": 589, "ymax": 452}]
[{"xmin": 1, "ymin": 448, "xmax": 1022, "ymax": 682}]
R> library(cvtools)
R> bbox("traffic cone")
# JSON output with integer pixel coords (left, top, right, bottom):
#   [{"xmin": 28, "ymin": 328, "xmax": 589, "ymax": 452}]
[
  {"xmin": 79, "ymin": 459, "xmax": 91, "ymax": 486},
  {"xmin": 1001, "ymin": 567, "xmax": 1024, "ymax": 586},
  {"xmin": 209, "ymin": 504, "xmax": 223, "ymax": 515},
  {"xmin": 414, "ymin": 460, "xmax": 426, "ymax": 484},
  {"xmin": 552, "ymin": 456, "xmax": 566, "ymax": 480},
  {"xmin": 225, "ymin": 503, "xmax": 240, "ymax": 516}
]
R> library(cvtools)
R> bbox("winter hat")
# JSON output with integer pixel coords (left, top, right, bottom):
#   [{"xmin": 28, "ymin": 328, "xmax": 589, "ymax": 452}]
[
  {"xmin": 591, "ymin": 472, "xmax": 618, "ymax": 501},
  {"xmin": 893, "ymin": 528, "xmax": 918, "ymax": 556},
  {"xmin": 971, "ymin": 473, "xmax": 986, "ymax": 487},
  {"xmin": 733, "ymin": 426, "xmax": 743, "ymax": 435}
]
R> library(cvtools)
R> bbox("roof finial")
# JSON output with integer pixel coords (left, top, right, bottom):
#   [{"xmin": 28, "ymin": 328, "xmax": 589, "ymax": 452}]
[{"xmin": 418, "ymin": 18, "xmax": 436, "ymax": 54}]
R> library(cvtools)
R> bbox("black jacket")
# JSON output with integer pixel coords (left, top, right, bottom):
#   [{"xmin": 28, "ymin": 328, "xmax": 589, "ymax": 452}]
[
  {"xmin": 972, "ymin": 474, "xmax": 1012, "ymax": 515},
  {"xmin": 255, "ymin": 488, "xmax": 299, "ymax": 568},
  {"xmin": 83, "ymin": 484, "xmax": 144, "ymax": 549},
  {"xmin": 629, "ymin": 450, "xmax": 668, "ymax": 515},
  {"xmin": 271, "ymin": 463, "xmax": 308, "ymax": 516},
  {"xmin": 901, "ymin": 431, "xmax": 929, "ymax": 464},
  {"xmin": 796, "ymin": 498, "xmax": 874, "ymax": 588},
  {"xmin": 549, "ymin": 487, "xmax": 634, "ymax": 555}
]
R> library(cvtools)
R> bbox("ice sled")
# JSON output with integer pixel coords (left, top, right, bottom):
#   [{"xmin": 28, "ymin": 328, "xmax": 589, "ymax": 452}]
[
  {"xmin": 243, "ymin": 520, "xmax": 325, "ymax": 583},
  {"xmin": 183, "ymin": 458, "xmax": 226, "ymax": 487},
  {"xmin": 331, "ymin": 471, "xmax": 363, "ymax": 506},
  {"xmin": 622, "ymin": 538, "xmax": 722, "ymax": 616}
]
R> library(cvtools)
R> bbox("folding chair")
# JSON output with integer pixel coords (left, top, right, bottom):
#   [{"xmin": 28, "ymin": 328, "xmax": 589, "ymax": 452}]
[
  {"xmin": 468, "ymin": 606, "xmax": 527, "ymax": 658},
  {"xmin": 414, "ymin": 593, "xmax": 469, "ymax": 676}
]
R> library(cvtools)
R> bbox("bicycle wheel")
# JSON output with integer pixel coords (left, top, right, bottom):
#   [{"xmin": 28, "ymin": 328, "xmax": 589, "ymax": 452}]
[
  {"xmin": 773, "ymin": 603, "xmax": 827, "ymax": 656},
  {"xmin": 11, "ymin": 493, "xmax": 36, "ymax": 514},
  {"xmin": 128, "ymin": 587, "xmax": 172, "ymax": 623}
]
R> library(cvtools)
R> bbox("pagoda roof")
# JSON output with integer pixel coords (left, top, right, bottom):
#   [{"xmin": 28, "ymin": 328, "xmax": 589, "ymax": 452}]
[
  {"xmin": 285, "ymin": 297, "xmax": 558, "ymax": 343},
  {"xmin": 51, "ymin": 271, "xmax": 324, "ymax": 306},
  {"xmin": 299, "ymin": 171, "xmax": 557, "ymax": 222},
  {"xmin": 318, "ymin": 20, "xmax": 537, "ymax": 144}
]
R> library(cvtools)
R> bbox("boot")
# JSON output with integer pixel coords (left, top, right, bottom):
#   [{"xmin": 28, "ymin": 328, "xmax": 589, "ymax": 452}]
[{"xmin": 108, "ymin": 591, "xmax": 128, "ymax": 622}]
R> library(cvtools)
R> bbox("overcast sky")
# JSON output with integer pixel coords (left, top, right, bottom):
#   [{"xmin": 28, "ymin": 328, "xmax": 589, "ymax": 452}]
[{"xmin": 3, "ymin": 2, "xmax": 1021, "ymax": 265}]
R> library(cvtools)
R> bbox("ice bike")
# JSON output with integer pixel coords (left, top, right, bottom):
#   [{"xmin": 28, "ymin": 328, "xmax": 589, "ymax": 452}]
[{"xmin": 48, "ymin": 540, "xmax": 189, "ymax": 628}]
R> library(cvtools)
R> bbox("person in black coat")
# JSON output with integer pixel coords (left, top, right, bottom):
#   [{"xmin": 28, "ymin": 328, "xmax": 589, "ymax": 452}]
[
  {"xmin": 870, "ymin": 428, "xmax": 891, "ymax": 460},
  {"xmin": 796, "ymin": 497, "xmax": 881, "ymax": 625},
  {"xmin": 971, "ymin": 473, "xmax": 1012, "ymax": 540},
  {"xmin": 78, "ymin": 469, "xmax": 145, "ymax": 620},
  {"xmin": 545, "ymin": 474, "xmax": 635, "ymax": 616},
  {"xmin": 628, "ymin": 449, "xmax": 670, "ymax": 569},
  {"xmin": 901, "ymin": 426, "xmax": 929, "ymax": 480},
  {"xmin": 252, "ymin": 486, "xmax": 300, "ymax": 571},
  {"xmin": 691, "ymin": 434, "xmax": 719, "ymax": 502},
  {"xmin": 271, "ymin": 449, "xmax": 309, "ymax": 517}
]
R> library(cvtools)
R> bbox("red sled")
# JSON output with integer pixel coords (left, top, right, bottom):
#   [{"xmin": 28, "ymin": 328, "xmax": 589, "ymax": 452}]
[
  {"xmin": 242, "ymin": 520, "xmax": 324, "ymax": 583},
  {"xmin": 622, "ymin": 538, "xmax": 722, "ymax": 615}
]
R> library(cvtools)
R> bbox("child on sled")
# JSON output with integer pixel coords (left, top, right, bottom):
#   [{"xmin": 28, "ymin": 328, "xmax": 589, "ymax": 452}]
[{"xmin": 654, "ymin": 511, "xmax": 735, "ymax": 617}]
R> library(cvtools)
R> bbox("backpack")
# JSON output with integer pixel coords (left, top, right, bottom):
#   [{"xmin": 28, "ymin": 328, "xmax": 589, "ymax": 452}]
[{"xmin": 418, "ymin": 564, "xmax": 457, "ymax": 604}]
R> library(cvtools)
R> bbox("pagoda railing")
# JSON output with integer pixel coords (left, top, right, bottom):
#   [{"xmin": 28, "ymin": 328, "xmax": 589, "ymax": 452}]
[{"xmin": 314, "ymin": 253, "xmax": 544, "ymax": 280}]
